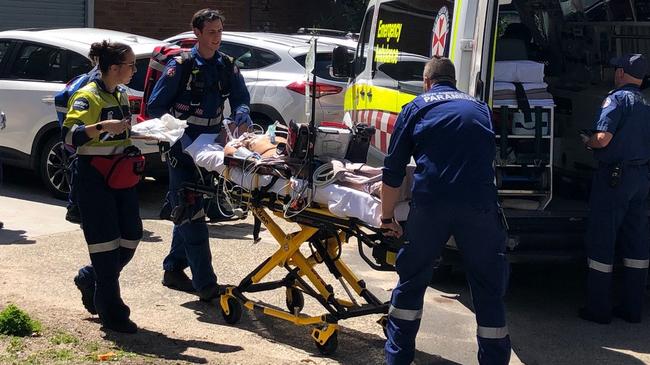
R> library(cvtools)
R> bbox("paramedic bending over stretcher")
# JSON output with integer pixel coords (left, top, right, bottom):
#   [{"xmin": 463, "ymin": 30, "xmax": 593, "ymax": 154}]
[
  {"xmin": 63, "ymin": 41, "xmax": 142, "ymax": 334},
  {"xmin": 147, "ymin": 8, "xmax": 251, "ymax": 301},
  {"xmin": 379, "ymin": 57, "xmax": 511, "ymax": 365}
]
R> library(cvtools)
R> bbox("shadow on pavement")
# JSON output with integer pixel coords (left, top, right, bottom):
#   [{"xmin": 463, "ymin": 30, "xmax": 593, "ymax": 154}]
[
  {"xmin": 181, "ymin": 299, "xmax": 457, "ymax": 364},
  {"xmin": 103, "ymin": 326, "xmax": 243, "ymax": 364},
  {"xmin": 0, "ymin": 228, "xmax": 35, "ymax": 245},
  {"xmin": 431, "ymin": 263, "xmax": 650, "ymax": 365},
  {"xmin": 207, "ymin": 221, "xmax": 258, "ymax": 240},
  {"xmin": 141, "ymin": 228, "xmax": 163, "ymax": 243}
]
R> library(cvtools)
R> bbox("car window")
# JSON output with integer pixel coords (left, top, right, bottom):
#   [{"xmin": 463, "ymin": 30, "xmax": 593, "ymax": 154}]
[
  {"xmin": 294, "ymin": 52, "xmax": 349, "ymax": 82},
  {"xmin": 220, "ymin": 42, "xmax": 280, "ymax": 69},
  {"xmin": 125, "ymin": 58, "xmax": 149, "ymax": 92},
  {"xmin": 374, "ymin": 1, "xmax": 453, "ymax": 83},
  {"xmin": 9, "ymin": 43, "xmax": 65, "ymax": 82},
  {"xmin": 67, "ymin": 51, "xmax": 92, "ymax": 80},
  {"xmin": 0, "ymin": 41, "xmax": 11, "ymax": 64},
  {"xmin": 355, "ymin": 6, "xmax": 374, "ymax": 75}
]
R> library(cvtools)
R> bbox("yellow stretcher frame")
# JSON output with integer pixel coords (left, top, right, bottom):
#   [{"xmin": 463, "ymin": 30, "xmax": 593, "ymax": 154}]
[
  {"xmin": 217, "ymin": 202, "xmax": 392, "ymax": 355},
  {"xmin": 178, "ymin": 162, "xmax": 400, "ymax": 355}
]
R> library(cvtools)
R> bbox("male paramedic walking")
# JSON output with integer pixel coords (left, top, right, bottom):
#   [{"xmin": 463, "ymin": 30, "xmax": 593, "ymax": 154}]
[
  {"xmin": 380, "ymin": 57, "xmax": 511, "ymax": 365},
  {"xmin": 147, "ymin": 8, "xmax": 251, "ymax": 301},
  {"xmin": 580, "ymin": 54, "xmax": 650, "ymax": 324}
]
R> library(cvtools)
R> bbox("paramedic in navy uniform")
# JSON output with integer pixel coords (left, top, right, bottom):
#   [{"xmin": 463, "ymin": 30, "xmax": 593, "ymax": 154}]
[
  {"xmin": 147, "ymin": 8, "xmax": 251, "ymax": 301},
  {"xmin": 580, "ymin": 53, "xmax": 650, "ymax": 324},
  {"xmin": 379, "ymin": 57, "xmax": 511, "ymax": 365}
]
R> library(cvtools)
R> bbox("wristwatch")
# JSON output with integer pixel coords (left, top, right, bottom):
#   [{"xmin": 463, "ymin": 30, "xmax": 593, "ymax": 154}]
[
  {"xmin": 95, "ymin": 123, "xmax": 103, "ymax": 131},
  {"xmin": 381, "ymin": 216, "xmax": 395, "ymax": 224}
]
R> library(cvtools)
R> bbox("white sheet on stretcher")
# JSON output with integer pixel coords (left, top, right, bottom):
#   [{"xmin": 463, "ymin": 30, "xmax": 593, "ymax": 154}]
[
  {"xmin": 493, "ymin": 82, "xmax": 548, "ymax": 91},
  {"xmin": 184, "ymin": 134, "xmax": 409, "ymax": 227},
  {"xmin": 494, "ymin": 61, "xmax": 545, "ymax": 83}
]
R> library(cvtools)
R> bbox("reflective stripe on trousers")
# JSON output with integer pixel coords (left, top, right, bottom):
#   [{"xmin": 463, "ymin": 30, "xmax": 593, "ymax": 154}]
[
  {"xmin": 88, "ymin": 238, "xmax": 140, "ymax": 254},
  {"xmin": 477, "ymin": 325, "xmax": 509, "ymax": 339},
  {"xmin": 623, "ymin": 258, "xmax": 650, "ymax": 269},
  {"xmin": 588, "ymin": 258, "xmax": 613, "ymax": 273},
  {"xmin": 388, "ymin": 305, "xmax": 423, "ymax": 321}
]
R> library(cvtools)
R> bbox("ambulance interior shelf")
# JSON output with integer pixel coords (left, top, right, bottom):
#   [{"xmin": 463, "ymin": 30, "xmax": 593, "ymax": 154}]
[{"xmin": 492, "ymin": 103, "xmax": 554, "ymax": 210}]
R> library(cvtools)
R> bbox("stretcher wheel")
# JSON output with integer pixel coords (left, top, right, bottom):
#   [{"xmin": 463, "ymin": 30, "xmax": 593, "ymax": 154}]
[
  {"xmin": 220, "ymin": 296, "xmax": 242, "ymax": 325},
  {"xmin": 314, "ymin": 330, "xmax": 338, "ymax": 355},
  {"xmin": 285, "ymin": 287, "xmax": 304, "ymax": 314}
]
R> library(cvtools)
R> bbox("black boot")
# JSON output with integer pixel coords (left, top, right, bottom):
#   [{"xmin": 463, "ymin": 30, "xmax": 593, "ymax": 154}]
[
  {"xmin": 102, "ymin": 319, "xmax": 138, "ymax": 334},
  {"xmin": 74, "ymin": 270, "xmax": 97, "ymax": 315},
  {"xmin": 65, "ymin": 205, "xmax": 82, "ymax": 224},
  {"xmin": 198, "ymin": 284, "xmax": 221, "ymax": 302},
  {"xmin": 162, "ymin": 270, "xmax": 195, "ymax": 293}
]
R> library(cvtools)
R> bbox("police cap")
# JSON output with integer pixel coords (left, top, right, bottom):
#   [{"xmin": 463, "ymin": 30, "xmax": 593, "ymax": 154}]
[{"xmin": 610, "ymin": 53, "xmax": 647, "ymax": 79}]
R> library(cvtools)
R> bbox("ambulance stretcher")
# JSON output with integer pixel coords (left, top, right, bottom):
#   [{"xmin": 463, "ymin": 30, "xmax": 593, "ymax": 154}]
[{"xmin": 178, "ymin": 134, "xmax": 405, "ymax": 355}]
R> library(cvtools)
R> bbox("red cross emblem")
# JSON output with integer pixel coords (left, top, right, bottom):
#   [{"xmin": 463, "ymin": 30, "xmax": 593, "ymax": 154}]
[{"xmin": 431, "ymin": 7, "xmax": 449, "ymax": 57}]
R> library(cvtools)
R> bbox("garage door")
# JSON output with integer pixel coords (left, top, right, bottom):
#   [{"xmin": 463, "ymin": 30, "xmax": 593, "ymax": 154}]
[{"xmin": 0, "ymin": 0, "xmax": 90, "ymax": 31}]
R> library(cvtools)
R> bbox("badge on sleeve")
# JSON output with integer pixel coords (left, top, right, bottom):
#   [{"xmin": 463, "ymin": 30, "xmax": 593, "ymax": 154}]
[
  {"xmin": 166, "ymin": 66, "xmax": 176, "ymax": 77},
  {"xmin": 72, "ymin": 98, "xmax": 89, "ymax": 111},
  {"xmin": 602, "ymin": 97, "xmax": 612, "ymax": 108}
]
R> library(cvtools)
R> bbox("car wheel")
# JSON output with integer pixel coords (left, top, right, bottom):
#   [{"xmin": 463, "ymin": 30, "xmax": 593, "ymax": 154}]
[
  {"xmin": 39, "ymin": 134, "xmax": 74, "ymax": 200},
  {"xmin": 251, "ymin": 113, "xmax": 272, "ymax": 132}
]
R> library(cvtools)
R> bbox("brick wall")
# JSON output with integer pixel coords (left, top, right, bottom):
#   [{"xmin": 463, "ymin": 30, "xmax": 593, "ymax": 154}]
[
  {"xmin": 94, "ymin": 0, "xmax": 344, "ymax": 40},
  {"xmin": 93, "ymin": 0, "xmax": 250, "ymax": 40}
]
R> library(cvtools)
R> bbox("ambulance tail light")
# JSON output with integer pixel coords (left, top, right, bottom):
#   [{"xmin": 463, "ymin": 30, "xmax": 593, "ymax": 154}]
[{"xmin": 286, "ymin": 81, "xmax": 343, "ymax": 98}]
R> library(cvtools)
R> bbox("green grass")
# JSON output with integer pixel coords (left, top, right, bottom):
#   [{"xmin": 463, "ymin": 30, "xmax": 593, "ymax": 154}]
[
  {"xmin": 0, "ymin": 304, "xmax": 41, "ymax": 337},
  {"xmin": 43, "ymin": 348, "xmax": 74, "ymax": 361},
  {"xmin": 84, "ymin": 340, "xmax": 101, "ymax": 352},
  {"xmin": 49, "ymin": 331, "xmax": 78, "ymax": 345},
  {"xmin": 0, "ymin": 322, "xmax": 157, "ymax": 364},
  {"xmin": 7, "ymin": 336, "xmax": 25, "ymax": 353}
]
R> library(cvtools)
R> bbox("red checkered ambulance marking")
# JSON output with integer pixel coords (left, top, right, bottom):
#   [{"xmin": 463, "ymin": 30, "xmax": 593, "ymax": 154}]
[{"xmin": 356, "ymin": 109, "xmax": 398, "ymax": 154}]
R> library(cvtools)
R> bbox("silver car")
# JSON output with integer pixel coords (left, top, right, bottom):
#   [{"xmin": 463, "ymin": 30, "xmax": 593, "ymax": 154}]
[
  {"xmin": 164, "ymin": 31, "xmax": 355, "ymax": 127},
  {"xmin": 0, "ymin": 28, "xmax": 165, "ymax": 199}
]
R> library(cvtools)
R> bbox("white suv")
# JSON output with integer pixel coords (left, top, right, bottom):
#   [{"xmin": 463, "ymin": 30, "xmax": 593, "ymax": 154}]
[
  {"xmin": 0, "ymin": 28, "xmax": 165, "ymax": 199},
  {"xmin": 163, "ymin": 31, "xmax": 355, "ymax": 127}
]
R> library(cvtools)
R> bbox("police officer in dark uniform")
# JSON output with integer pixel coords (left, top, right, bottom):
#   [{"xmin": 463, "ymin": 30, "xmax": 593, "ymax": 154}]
[
  {"xmin": 380, "ymin": 57, "xmax": 510, "ymax": 365},
  {"xmin": 580, "ymin": 53, "xmax": 650, "ymax": 324},
  {"xmin": 147, "ymin": 8, "xmax": 251, "ymax": 301}
]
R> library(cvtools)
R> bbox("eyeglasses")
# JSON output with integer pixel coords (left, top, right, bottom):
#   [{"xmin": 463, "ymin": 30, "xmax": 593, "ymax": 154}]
[{"xmin": 120, "ymin": 62, "xmax": 136, "ymax": 69}]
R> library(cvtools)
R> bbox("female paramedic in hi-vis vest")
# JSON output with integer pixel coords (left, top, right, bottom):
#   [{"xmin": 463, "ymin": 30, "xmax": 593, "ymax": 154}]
[{"xmin": 62, "ymin": 41, "xmax": 143, "ymax": 334}]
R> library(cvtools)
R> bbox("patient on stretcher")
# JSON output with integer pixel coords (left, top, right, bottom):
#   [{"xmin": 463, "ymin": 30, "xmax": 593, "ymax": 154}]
[{"xmin": 222, "ymin": 132, "xmax": 285, "ymax": 158}]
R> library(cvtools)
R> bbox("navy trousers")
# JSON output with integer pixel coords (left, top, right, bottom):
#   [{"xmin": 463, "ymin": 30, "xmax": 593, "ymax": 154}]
[
  {"xmin": 76, "ymin": 156, "xmax": 142, "ymax": 324},
  {"xmin": 585, "ymin": 164, "xmax": 650, "ymax": 320},
  {"xmin": 162, "ymin": 141, "xmax": 217, "ymax": 291},
  {"xmin": 385, "ymin": 200, "xmax": 511, "ymax": 365}
]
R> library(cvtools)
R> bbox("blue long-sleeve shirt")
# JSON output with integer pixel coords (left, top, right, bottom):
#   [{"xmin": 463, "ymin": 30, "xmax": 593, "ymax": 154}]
[
  {"xmin": 147, "ymin": 46, "xmax": 250, "ymax": 138},
  {"xmin": 383, "ymin": 82, "xmax": 497, "ymax": 204}
]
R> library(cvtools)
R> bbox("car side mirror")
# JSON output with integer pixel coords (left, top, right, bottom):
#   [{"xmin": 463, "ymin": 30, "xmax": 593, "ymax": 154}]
[{"xmin": 330, "ymin": 46, "xmax": 353, "ymax": 78}]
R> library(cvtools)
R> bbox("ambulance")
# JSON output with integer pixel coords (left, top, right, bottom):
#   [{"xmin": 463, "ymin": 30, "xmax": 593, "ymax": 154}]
[{"xmin": 331, "ymin": 0, "xmax": 650, "ymax": 262}]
